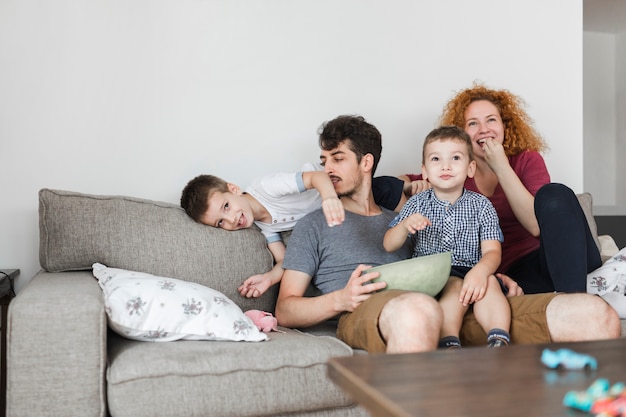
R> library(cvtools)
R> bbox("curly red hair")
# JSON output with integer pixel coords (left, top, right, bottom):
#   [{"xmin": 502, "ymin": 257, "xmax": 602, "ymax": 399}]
[{"xmin": 439, "ymin": 83, "xmax": 548, "ymax": 156}]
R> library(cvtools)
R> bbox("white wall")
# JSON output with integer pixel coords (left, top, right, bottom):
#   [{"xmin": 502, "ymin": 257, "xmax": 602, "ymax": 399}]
[
  {"xmin": 0, "ymin": 0, "xmax": 583, "ymax": 292},
  {"xmin": 583, "ymin": 32, "xmax": 616, "ymax": 206},
  {"xmin": 583, "ymin": 29, "xmax": 626, "ymax": 213}
]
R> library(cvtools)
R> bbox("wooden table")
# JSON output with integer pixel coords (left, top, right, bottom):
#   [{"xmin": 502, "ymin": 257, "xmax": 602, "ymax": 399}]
[{"xmin": 328, "ymin": 339, "xmax": 626, "ymax": 417}]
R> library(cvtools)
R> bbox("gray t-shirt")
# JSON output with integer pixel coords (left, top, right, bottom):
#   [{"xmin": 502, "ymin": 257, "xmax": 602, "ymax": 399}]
[{"xmin": 283, "ymin": 207, "xmax": 412, "ymax": 294}]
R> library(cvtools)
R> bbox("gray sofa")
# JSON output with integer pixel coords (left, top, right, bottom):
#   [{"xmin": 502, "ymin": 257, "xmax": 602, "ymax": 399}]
[
  {"xmin": 7, "ymin": 189, "xmax": 367, "ymax": 417},
  {"xmin": 6, "ymin": 189, "xmax": 623, "ymax": 417}
]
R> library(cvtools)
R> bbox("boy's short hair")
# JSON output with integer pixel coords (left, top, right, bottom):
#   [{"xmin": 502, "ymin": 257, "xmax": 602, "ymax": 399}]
[
  {"xmin": 180, "ymin": 175, "xmax": 229, "ymax": 223},
  {"xmin": 318, "ymin": 115, "xmax": 383, "ymax": 175},
  {"xmin": 422, "ymin": 125, "xmax": 474, "ymax": 163}
]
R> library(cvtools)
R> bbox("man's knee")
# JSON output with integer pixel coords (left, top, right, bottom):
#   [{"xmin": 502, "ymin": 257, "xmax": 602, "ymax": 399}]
[
  {"xmin": 547, "ymin": 294, "xmax": 621, "ymax": 341},
  {"xmin": 379, "ymin": 293, "xmax": 442, "ymax": 353},
  {"xmin": 591, "ymin": 296, "xmax": 622, "ymax": 339},
  {"xmin": 380, "ymin": 293, "xmax": 442, "ymax": 331}
]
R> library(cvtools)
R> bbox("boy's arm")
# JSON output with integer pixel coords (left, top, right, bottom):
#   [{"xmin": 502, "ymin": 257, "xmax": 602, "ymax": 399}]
[
  {"xmin": 302, "ymin": 171, "xmax": 344, "ymax": 226},
  {"xmin": 383, "ymin": 213, "xmax": 430, "ymax": 252},
  {"xmin": 459, "ymin": 240, "xmax": 502, "ymax": 306},
  {"xmin": 265, "ymin": 240, "xmax": 287, "ymax": 286},
  {"xmin": 238, "ymin": 241, "xmax": 286, "ymax": 298},
  {"xmin": 383, "ymin": 222, "xmax": 411, "ymax": 252}
]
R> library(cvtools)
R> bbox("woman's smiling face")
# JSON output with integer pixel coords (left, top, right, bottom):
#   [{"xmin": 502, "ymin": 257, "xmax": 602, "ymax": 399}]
[{"xmin": 463, "ymin": 100, "xmax": 505, "ymax": 157}]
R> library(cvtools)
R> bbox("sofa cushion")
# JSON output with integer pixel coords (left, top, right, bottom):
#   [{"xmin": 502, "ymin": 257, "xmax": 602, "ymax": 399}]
[
  {"xmin": 577, "ymin": 192, "xmax": 601, "ymax": 252},
  {"xmin": 107, "ymin": 329, "xmax": 359, "ymax": 417},
  {"xmin": 587, "ymin": 246, "xmax": 626, "ymax": 318},
  {"xmin": 39, "ymin": 188, "xmax": 276, "ymax": 313},
  {"xmin": 93, "ymin": 263, "xmax": 268, "ymax": 342}
]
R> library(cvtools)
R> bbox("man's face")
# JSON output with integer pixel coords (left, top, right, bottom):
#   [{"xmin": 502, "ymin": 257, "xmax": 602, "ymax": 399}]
[{"xmin": 319, "ymin": 141, "xmax": 363, "ymax": 198}]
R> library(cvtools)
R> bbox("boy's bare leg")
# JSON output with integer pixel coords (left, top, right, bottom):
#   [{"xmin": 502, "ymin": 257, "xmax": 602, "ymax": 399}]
[
  {"xmin": 547, "ymin": 293, "xmax": 621, "ymax": 341},
  {"xmin": 473, "ymin": 275, "xmax": 511, "ymax": 334},
  {"xmin": 438, "ymin": 277, "xmax": 466, "ymax": 339},
  {"xmin": 379, "ymin": 292, "xmax": 443, "ymax": 354}
]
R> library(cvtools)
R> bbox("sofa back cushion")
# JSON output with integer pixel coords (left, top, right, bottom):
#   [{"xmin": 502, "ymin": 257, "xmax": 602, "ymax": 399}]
[
  {"xmin": 576, "ymin": 192, "xmax": 601, "ymax": 252},
  {"xmin": 39, "ymin": 188, "xmax": 276, "ymax": 312}
]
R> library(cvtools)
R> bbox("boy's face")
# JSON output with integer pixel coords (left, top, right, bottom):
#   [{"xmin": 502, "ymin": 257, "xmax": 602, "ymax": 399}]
[
  {"xmin": 421, "ymin": 138, "xmax": 476, "ymax": 192},
  {"xmin": 200, "ymin": 185, "xmax": 254, "ymax": 230}
]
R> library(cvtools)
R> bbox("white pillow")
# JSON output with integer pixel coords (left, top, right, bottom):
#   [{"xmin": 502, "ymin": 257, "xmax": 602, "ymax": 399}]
[
  {"xmin": 92, "ymin": 263, "xmax": 268, "ymax": 342},
  {"xmin": 587, "ymin": 247, "xmax": 626, "ymax": 318}
]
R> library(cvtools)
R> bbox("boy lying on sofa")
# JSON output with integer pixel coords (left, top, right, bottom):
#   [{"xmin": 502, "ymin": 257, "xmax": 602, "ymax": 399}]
[{"xmin": 180, "ymin": 166, "xmax": 406, "ymax": 298}]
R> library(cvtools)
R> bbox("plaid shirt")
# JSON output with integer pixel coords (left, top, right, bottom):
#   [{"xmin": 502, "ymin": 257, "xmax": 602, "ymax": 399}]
[{"xmin": 389, "ymin": 188, "xmax": 503, "ymax": 267}]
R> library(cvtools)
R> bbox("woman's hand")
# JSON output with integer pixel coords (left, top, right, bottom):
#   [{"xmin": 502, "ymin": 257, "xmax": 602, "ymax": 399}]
[{"xmin": 480, "ymin": 138, "xmax": 510, "ymax": 174}]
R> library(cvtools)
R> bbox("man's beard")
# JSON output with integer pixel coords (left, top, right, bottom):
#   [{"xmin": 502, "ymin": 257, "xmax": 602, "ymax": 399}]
[
  {"xmin": 336, "ymin": 175, "xmax": 362, "ymax": 199},
  {"xmin": 337, "ymin": 189, "xmax": 355, "ymax": 198}
]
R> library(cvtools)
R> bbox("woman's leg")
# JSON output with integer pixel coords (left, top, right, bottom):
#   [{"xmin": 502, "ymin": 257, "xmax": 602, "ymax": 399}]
[
  {"xmin": 534, "ymin": 183, "xmax": 602, "ymax": 292},
  {"xmin": 506, "ymin": 251, "xmax": 552, "ymax": 294}
]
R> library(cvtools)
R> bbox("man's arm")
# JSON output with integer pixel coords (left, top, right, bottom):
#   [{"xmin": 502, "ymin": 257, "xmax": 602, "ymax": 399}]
[
  {"xmin": 495, "ymin": 273, "xmax": 524, "ymax": 296},
  {"xmin": 275, "ymin": 265, "xmax": 387, "ymax": 328},
  {"xmin": 398, "ymin": 174, "xmax": 431, "ymax": 197}
]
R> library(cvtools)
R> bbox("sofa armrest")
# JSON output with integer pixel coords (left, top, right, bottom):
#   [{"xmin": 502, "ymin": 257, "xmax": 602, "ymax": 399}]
[
  {"xmin": 599, "ymin": 234, "xmax": 620, "ymax": 263},
  {"xmin": 7, "ymin": 271, "xmax": 107, "ymax": 417}
]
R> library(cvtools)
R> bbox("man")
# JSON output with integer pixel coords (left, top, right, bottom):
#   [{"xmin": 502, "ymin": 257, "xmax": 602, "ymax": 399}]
[{"xmin": 275, "ymin": 115, "xmax": 620, "ymax": 353}]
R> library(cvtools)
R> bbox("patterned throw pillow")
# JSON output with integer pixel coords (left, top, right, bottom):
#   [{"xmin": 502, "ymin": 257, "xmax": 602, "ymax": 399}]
[
  {"xmin": 93, "ymin": 263, "xmax": 268, "ymax": 342},
  {"xmin": 587, "ymin": 247, "xmax": 626, "ymax": 318}
]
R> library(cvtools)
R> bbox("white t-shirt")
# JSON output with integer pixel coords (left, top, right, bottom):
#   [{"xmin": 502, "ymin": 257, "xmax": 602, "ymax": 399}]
[{"xmin": 245, "ymin": 163, "xmax": 323, "ymax": 244}]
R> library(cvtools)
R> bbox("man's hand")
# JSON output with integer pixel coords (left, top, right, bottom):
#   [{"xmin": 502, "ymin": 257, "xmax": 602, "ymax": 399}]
[
  {"xmin": 405, "ymin": 179, "xmax": 432, "ymax": 196},
  {"xmin": 238, "ymin": 274, "xmax": 272, "ymax": 298},
  {"xmin": 337, "ymin": 264, "xmax": 387, "ymax": 312},
  {"xmin": 496, "ymin": 273, "xmax": 524, "ymax": 297},
  {"xmin": 321, "ymin": 196, "xmax": 345, "ymax": 227}
]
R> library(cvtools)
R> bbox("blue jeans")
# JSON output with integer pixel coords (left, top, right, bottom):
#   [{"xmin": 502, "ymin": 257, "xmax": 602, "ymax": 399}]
[{"xmin": 505, "ymin": 183, "xmax": 601, "ymax": 294}]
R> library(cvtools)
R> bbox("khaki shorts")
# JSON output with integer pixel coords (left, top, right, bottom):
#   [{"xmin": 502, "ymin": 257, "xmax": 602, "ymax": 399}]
[
  {"xmin": 337, "ymin": 290, "xmax": 409, "ymax": 353},
  {"xmin": 337, "ymin": 290, "xmax": 558, "ymax": 352},
  {"xmin": 461, "ymin": 292, "xmax": 558, "ymax": 345}
]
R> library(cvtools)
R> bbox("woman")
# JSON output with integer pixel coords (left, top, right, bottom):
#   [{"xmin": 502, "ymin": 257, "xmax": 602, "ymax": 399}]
[{"xmin": 402, "ymin": 83, "xmax": 601, "ymax": 293}]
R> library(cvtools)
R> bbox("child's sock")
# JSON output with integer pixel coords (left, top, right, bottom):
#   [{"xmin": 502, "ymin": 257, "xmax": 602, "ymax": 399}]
[
  {"xmin": 438, "ymin": 335, "xmax": 462, "ymax": 349},
  {"xmin": 487, "ymin": 328, "xmax": 511, "ymax": 348}
]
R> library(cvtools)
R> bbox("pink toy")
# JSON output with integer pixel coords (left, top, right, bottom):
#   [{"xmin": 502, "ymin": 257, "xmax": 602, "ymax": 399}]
[{"xmin": 244, "ymin": 310, "xmax": 282, "ymax": 333}]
